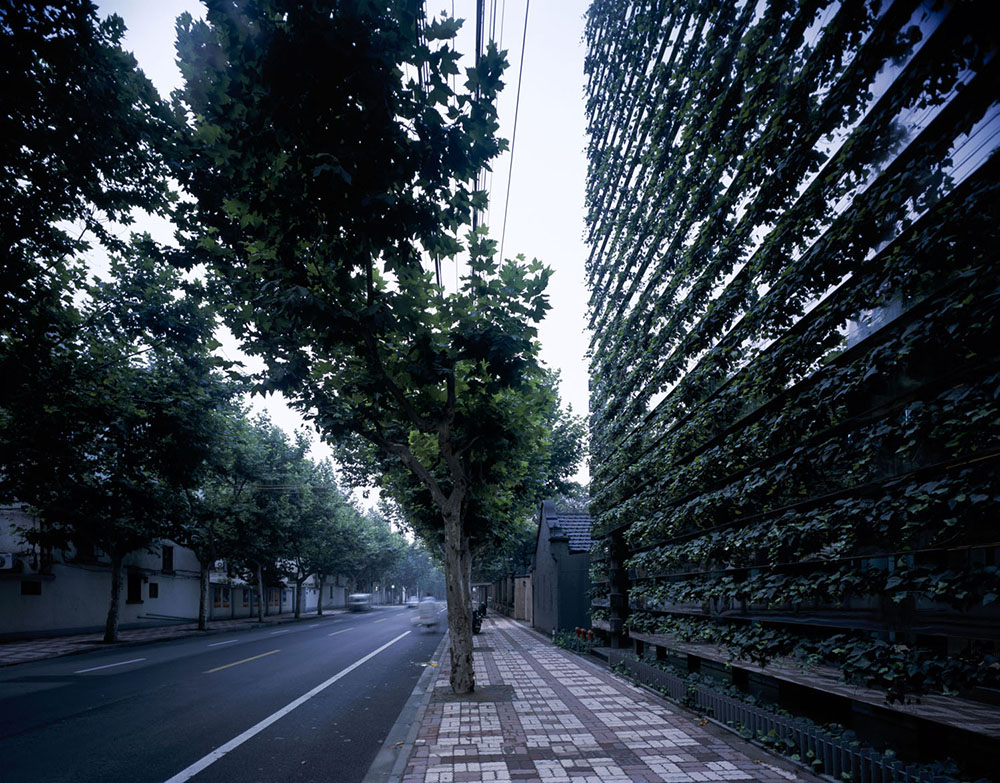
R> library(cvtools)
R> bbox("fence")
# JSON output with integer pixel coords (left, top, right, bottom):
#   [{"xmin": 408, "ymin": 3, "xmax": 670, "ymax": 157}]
[{"xmin": 608, "ymin": 653, "xmax": 955, "ymax": 783}]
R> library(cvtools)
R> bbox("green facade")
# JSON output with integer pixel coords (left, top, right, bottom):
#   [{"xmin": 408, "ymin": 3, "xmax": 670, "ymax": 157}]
[{"xmin": 584, "ymin": 0, "xmax": 999, "ymax": 741}]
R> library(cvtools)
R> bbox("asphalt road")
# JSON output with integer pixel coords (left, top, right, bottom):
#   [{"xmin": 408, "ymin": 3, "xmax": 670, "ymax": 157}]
[{"xmin": 0, "ymin": 603, "xmax": 446, "ymax": 783}]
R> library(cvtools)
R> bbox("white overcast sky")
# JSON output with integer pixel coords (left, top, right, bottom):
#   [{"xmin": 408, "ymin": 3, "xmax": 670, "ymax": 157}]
[{"xmin": 95, "ymin": 0, "xmax": 593, "ymax": 488}]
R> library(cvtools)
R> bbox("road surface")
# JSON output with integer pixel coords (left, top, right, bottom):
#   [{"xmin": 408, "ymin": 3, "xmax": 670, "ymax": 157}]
[{"xmin": 0, "ymin": 602, "xmax": 446, "ymax": 783}]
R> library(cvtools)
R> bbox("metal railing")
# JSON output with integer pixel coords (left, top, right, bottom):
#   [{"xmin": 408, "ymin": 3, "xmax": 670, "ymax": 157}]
[{"xmin": 609, "ymin": 653, "xmax": 955, "ymax": 783}]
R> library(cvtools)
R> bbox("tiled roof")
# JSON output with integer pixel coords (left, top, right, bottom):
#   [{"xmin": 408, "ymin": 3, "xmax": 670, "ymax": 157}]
[{"xmin": 541, "ymin": 500, "xmax": 593, "ymax": 553}]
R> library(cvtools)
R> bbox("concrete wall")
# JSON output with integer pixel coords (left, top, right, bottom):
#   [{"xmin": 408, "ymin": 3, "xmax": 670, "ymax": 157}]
[
  {"xmin": 514, "ymin": 576, "xmax": 531, "ymax": 623},
  {"xmin": 0, "ymin": 542, "xmax": 202, "ymax": 635},
  {"xmin": 210, "ymin": 584, "xmax": 297, "ymax": 620},
  {"xmin": 134, "ymin": 541, "xmax": 202, "ymax": 623},
  {"xmin": 2, "ymin": 506, "xmax": 351, "ymax": 636},
  {"xmin": 321, "ymin": 582, "xmax": 348, "ymax": 610},
  {"xmin": 2, "ymin": 507, "xmax": 203, "ymax": 635}
]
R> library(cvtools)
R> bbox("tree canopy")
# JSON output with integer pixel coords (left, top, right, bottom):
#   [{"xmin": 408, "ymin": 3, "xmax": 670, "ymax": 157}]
[
  {"xmin": 172, "ymin": 0, "xmax": 582, "ymax": 692},
  {"xmin": 0, "ymin": 1, "xmax": 583, "ymax": 678}
]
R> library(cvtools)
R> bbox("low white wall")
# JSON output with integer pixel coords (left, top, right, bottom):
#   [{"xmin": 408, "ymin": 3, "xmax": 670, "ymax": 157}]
[{"xmin": 2, "ymin": 506, "xmax": 355, "ymax": 635}]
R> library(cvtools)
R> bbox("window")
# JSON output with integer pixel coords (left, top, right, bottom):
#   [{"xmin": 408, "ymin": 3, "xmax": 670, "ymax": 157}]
[
  {"xmin": 148, "ymin": 582, "xmax": 159, "ymax": 598},
  {"xmin": 213, "ymin": 586, "xmax": 230, "ymax": 608},
  {"xmin": 21, "ymin": 580, "xmax": 41, "ymax": 596},
  {"xmin": 127, "ymin": 573, "xmax": 143, "ymax": 604},
  {"xmin": 269, "ymin": 589, "xmax": 279, "ymax": 607},
  {"xmin": 242, "ymin": 588, "xmax": 250, "ymax": 607},
  {"xmin": 330, "ymin": 585, "xmax": 336, "ymax": 599},
  {"xmin": 161, "ymin": 545, "xmax": 174, "ymax": 574}
]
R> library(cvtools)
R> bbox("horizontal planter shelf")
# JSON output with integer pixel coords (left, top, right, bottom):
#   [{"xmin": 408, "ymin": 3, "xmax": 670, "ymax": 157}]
[
  {"xmin": 629, "ymin": 606, "xmax": 1000, "ymax": 640},
  {"xmin": 626, "ymin": 632, "xmax": 1000, "ymax": 740}
]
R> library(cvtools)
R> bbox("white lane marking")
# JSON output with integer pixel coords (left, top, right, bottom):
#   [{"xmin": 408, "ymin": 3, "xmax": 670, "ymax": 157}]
[
  {"xmin": 75, "ymin": 658, "xmax": 146, "ymax": 674},
  {"xmin": 207, "ymin": 640, "xmax": 239, "ymax": 647},
  {"xmin": 269, "ymin": 629, "xmax": 290, "ymax": 635},
  {"xmin": 307, "ymin": 624, "xmax": 318, "ymax": 628},
  {"xmin": 164, "ymin": 631, "xmax": 411, "ymax": 783}
]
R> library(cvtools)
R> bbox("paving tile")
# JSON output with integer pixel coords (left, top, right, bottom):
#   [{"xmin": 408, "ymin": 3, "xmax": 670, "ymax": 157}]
[{"xmin": 399, "ymin": 616, "xmax": 813, "ymax": 783}]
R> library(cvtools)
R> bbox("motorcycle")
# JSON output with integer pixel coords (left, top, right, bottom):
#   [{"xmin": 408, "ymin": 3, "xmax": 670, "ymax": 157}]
[{"xmin": 472, "ymin": 603, "xmax": 486, "ymax": 634}]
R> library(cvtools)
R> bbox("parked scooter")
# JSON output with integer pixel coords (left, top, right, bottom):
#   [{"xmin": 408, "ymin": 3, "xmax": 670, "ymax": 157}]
[{"xmin": 472, "ymin": 603, "xmax": 485, "ymax": 634}]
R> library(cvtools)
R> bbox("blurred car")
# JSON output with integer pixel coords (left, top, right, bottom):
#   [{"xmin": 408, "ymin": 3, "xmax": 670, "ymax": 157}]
[
  {"xmin": 412, "ymin": 596, "xmax": 438, "ymax": 629},
  {"xmin": 405, "ymin": 596, "xmax": 419, "ymax": 609},
  {"xmin": 348, "ymin": 593, "xmax": 373, "ymax": 612}
]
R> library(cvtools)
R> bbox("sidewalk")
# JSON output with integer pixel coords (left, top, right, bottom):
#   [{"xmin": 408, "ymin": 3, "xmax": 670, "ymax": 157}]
[
  {"xmin": 0, "ymin": 608, "xmax": 344, "ymax": 667},
  {"xmin": 391, "ymin": 614, "xmax": 815, "ymax": 783}
]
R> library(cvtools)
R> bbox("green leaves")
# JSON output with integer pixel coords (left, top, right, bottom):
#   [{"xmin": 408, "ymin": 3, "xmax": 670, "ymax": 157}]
[
  {"xmin": 423, "ymin": 15, "xmax": 462, "ymax": 43},
  {"xmin": 171, "ymin": 3, "xmax": 585, "ymax": 683},
  {"xmin": 3, "ymin": 242, "xmax": 234, "ymax": 567},
  {"xmin": 587, "ymin": 0, "xmax": 1000, "ymax": 704}
]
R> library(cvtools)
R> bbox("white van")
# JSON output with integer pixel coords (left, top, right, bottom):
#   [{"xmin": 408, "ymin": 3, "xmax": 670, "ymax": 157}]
[{"xmin": 412, "ymin": 596, "xmax": 438, "ymax": 629}]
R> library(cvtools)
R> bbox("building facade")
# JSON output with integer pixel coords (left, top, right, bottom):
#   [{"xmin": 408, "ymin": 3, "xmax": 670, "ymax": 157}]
[
  {"xmin": 531, "ymin": 500, "xmax": 592, "ymax": 635},
  {"xmin": 1, "ymin": 504, "xmax": 347, "ymax": 638},
  {"xmin": 584, "ymin": 0, "xmax": 999, "ymax": 774}
]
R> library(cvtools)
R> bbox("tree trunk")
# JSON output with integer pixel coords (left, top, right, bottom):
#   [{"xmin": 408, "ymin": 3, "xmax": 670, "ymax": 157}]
[
  {"xmin": 317, "ymin": 576, "xmax": 325, "ymax": 616},
  {"xmin": 104, "ymin": 551, "xmax": 123, "ymax": 643},
  {"xmin": 295, "ymin": 576, "xmax": 305, "ymax": 618},
  {"xmin": 198, "ymin": 560, "xmax": 210, "ymax": 631},
  {"xmin": 443, "ymin": 509, "xmax": 474, "ymax": 694},
  {"xmin": 256, "ymin": 563, "xmax": 265, "ymax": 622}
]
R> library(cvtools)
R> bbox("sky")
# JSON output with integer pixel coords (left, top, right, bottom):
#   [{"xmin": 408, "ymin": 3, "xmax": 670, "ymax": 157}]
[{"xmin": 95, "ymin": 0, "xmax": 593, "ymax": 490}]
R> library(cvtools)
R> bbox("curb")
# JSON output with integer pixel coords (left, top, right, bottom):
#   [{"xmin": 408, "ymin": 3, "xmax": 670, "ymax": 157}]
[{"xmin": 361, "ymin": 630, "xmax": 449, "ymax": 783}]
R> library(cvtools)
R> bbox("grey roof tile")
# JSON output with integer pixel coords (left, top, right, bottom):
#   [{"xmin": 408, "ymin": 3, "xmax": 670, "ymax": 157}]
[{"xmin": 541, "ymin": 500, "xmax": 593, "ymax": 553}]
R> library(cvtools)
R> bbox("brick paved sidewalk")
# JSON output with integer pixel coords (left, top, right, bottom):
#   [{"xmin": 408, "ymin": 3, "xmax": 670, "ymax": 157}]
[
  {"xmin": 0, "ymin": 608, "xmax": 345, "ymax": 667},
  {"xmin": 400, "ymin": 614, "xmax": 813, "ymax": 783}
]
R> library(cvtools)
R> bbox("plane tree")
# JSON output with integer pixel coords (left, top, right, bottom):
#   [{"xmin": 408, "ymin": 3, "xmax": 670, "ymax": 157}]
[
  {"xmin": 387, "ymin": 544, "xmax": 445, "ymax": 600},
  {"xmin": 306, "ymin": 501, "xmax": 369, "ymax": 616},
  {"xmin": 176, "ymin": 403, "xmax": 265, "ymax": 631},
  {"xmin": 0, "ymin": 0, "xmax": 175, "ymax": 354},
  {"xmin": 1, "ymin": 250, "xmax": 230, "ymax": 642},
  {"xmin": 346, "ymin": 512, "xmax": 407, "ymax": 597},
  {"xmin": 172, "ymin": 0, "xmax": 569, "ymax": 692},
  {"xmin": 224, "ymin": 417, "xmax": 310, "ymax": 622},
  {"xmin": 0, "ymin": 1, "xmax": 235, "ymax": 642},
  {"xmin": 286, "ymin": 459, "xmax": 348, "ymax": 618}
]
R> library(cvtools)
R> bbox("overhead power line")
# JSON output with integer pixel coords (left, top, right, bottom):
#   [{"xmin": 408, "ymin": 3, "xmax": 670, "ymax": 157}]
[{"xmin": 498, "ymin": 0, "xmax": 530, "ymax": 265}]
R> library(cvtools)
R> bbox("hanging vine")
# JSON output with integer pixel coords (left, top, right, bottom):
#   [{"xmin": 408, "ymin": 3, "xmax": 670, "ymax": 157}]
[{"xmin": 585, "ymin": 0, "xmax": 1000, "ymax": 703}]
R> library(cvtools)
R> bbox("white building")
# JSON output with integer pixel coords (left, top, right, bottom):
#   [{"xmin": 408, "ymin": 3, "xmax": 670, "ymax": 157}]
[{"xmin": 0, "ymin": 504, "xmax": 348, "ymax": 638}]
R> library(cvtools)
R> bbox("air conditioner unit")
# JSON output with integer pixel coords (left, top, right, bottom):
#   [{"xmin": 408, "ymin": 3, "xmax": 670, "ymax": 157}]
[{"xmin": 0, "ymin": 553, "xmax": 15, "ymax": 570}]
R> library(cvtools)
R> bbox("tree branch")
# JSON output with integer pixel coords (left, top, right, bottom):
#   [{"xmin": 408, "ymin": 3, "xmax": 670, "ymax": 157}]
[
  {"xmin": 452, "ymin": 434, "xmax": 481, "ymax": 460},
  {"xmin": 361, "ymin": 428, "xmax": 449, "ymax": 511},
  {"xmin": 436, "ymin": 422, "xmax": 468, "ymax": 503},
  {"xmin": 357, "ymin": 323, "xmax": 442, "ymax": 433}
]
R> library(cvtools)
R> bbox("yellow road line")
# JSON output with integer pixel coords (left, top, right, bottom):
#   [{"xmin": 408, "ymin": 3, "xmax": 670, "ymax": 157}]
[
  {"xmin": 205, "ymin": 649, "xmax": 280, "ymax": 673},
  {"xmin": 329, "ymin": 628, "xmax": 354, "ymax": 636}
]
